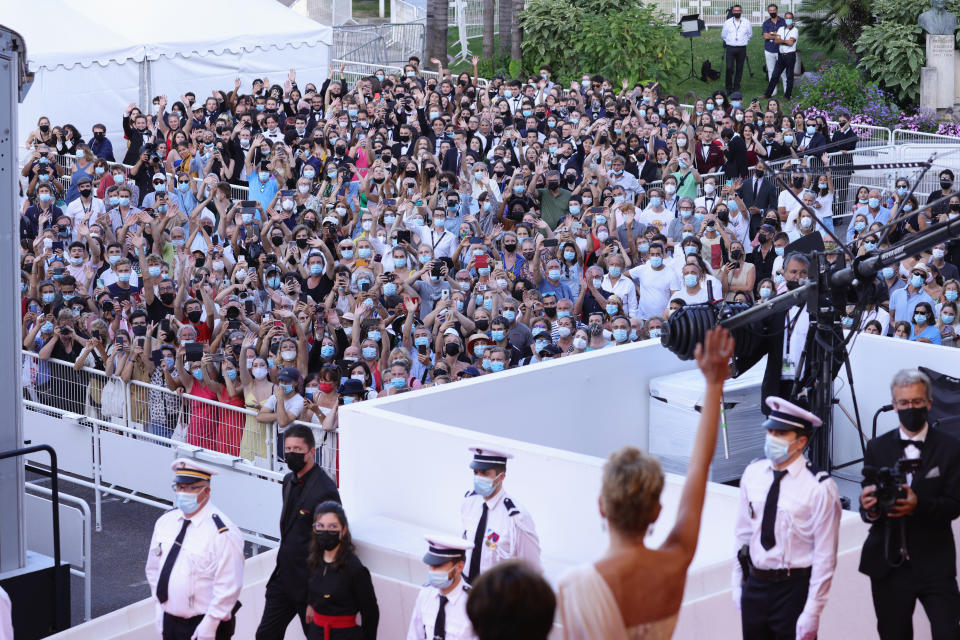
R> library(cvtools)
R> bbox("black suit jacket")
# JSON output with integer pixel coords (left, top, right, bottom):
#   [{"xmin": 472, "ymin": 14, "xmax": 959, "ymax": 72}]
[
  {"xmin": 723, "ymin": 136, "xmax": 748, "ymax": 179},
  {"xmin": 271, "ymin": 465, "xmax": 341, "ymax": 599},
  {"xmin": 739, "ymin": 177, "xmax": 778, "ymax": 236},
  {"xmin": 858, "ymin": 427, "xmax": 960, "ymax": 581}
]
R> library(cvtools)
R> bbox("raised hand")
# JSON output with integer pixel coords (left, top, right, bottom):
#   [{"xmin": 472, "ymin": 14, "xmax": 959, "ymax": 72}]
[{"xmin": 694, "ymin": 327, "xmax": 734, "ymax": 384}]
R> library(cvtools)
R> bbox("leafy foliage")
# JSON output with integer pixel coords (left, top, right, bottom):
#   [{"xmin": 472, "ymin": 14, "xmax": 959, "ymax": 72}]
[
  {"xmin": 855, "ymin": 22, "xmax": 925, "ymax": 104},
  {"xmin": 518, "ymin": 0, "xmax": 684, "ymax": 86},
  {"xmin": 791, "ymin": 63, "xmax": 873, "ymax": 113},
  {"xmin": 797, "ymin": 0, "xmax": 874, "ymax": 56}
]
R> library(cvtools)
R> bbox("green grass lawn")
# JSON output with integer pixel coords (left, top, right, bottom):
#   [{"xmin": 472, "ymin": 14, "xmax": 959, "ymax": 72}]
[
  {"xmin": 443, "ymin": 25, "xmax": 849, "ymax": 109},
  {"xmin": 352, "ymin": 0, "xmax": 389, "ymax": 19}
]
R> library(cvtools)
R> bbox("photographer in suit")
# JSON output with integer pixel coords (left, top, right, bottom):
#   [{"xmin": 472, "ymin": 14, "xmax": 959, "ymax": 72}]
[
  {"xmin": 859, "ymin": 369, "xmax": 960, "ymax": 639},
  {"xmin": 255, "ymin": 424, "xmax": 341, "ymax": 639}
]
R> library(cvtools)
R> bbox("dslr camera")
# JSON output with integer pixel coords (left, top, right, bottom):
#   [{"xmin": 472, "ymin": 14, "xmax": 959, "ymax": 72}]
[{"xmin": 862, "ymin": 458, "xmax": 922, "ymax": 516}]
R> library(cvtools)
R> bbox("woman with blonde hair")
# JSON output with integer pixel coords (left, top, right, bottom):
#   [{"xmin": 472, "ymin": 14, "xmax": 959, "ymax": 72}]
[{"xmin": 557, "ymin": 327, "xmax": 734, "ymax": 639}]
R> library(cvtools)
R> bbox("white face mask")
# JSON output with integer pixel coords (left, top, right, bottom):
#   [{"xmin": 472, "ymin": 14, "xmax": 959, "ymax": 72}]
[
  {"xmin": 351, "ymin": 373, "xmax": 366, "ymax": 384},
  {"xmin": 281, "ymin": 349, "xmax": 297, "ymax": 361},
  {"xmin": 704, "ymin": 183, "xmax": 715, "ymax": 195},
  {"xmin": 252, "ymin": 367, "xmax": 269, "ymax": 379},
  {"xmin": 573, "ymin": 337, "xmax": 587, "ymax": 350},
  {"xmin": 298, "ymin": 185, "xmax": 310, "ymax": 194}
]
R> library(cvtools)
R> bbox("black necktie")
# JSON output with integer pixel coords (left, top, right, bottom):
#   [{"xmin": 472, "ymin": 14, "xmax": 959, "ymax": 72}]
[
  {"xmin": 754, "ymin": 179, "xmax": 761, "ymax": 200},
  {"xmin": 433, "ymin": 594, "xmax": 448, "ymax": 639},
  {"xmin": 467, "ymin": 503, "xmax": 488, "ymax": 582},
  {"xmin": 760, "ymin": 470, "xmax": 787, "ymax": 551},
  {"xmin": 156, "ymin": 519, "xmax": 191, "ymax": 603},
  {"xmin": 901, "ymin": 439, "xmax": 924, "ymax": 450}
]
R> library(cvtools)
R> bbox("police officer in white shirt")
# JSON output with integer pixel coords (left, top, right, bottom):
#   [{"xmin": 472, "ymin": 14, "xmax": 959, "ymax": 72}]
[
  {"xmin": 733, "ymin": 397, "xmax": 842, "ymax": 640},
  {"xmin": 407, "ymin": 535, "xmax": 477, "ymax": 640},
  {"xmin": 461, "ymin": 447, "xmax": 541, "ymax": 584},
  {"xmin": 721, "ymin": 4, "xmax": 753, "ymax": 92},
  {"xmin": 146, "ymin": 459, "xmax": 244, "ymax": 640}
]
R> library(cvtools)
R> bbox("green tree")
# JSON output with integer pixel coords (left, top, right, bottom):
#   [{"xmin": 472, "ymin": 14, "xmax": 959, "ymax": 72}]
[
  {"xmin": 519, "ymin": 0, "xmax": 683, "ymax": 85},
  {"xmin": 797, "ymin": 0, "xmax": 873, "ymax": 57}
]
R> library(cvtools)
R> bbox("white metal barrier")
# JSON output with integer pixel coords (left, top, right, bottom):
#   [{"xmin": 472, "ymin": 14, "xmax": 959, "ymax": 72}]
[{"xmin": 892, "ymin": 128, "xmax": 960, "ymax": 146}]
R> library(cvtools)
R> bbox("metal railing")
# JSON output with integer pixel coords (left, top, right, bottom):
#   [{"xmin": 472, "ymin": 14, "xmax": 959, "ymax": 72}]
[
  {"xmin": 652, "ymin": 0, "xmax": 820, "ymax": 25},
  {"xmin": 892, "ymin": 129, "xmax": 960, "ymax": 146},
  {"xmin": 21, "ymin": 351, "xmax": 340, "ymax": 483},
  {"xmin": 333, "ymin": 23, "xmax": 425, "ymax": 66},
  {"xmin": 449, "ymin": 0, "xmax": 500, "ymax": 40}
]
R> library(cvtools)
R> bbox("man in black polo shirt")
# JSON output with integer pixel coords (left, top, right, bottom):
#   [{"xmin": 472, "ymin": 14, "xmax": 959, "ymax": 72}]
[{"xmin": 255, "ymin": 425, "xmax": 340, "ymax": 640}]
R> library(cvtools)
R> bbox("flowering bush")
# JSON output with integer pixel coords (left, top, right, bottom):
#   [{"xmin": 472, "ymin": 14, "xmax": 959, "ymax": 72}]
[
  {"xmin": 898, "ymin": 109, "xmax": 940, "ymax": 133},
  {"xmin": 937, "ymin": 121, "xmax": 960, "ymax": 138},
  {"xmin": 791, "ymin": 63, "xmax": 868, "ymax": 114}
]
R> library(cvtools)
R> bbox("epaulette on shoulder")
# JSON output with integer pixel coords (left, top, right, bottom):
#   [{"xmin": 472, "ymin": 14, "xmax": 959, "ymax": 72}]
[
  {"xmin": 212, "ymin": 513, "xmax": 229, "ymax": 533},
  {"xmin": 465, "ymin": 490, "xmax": 476, "ymax": 498},
  {"xmin": 503, "ymin": 497, "xmax": 520, "ymax": 516},
  {"xmin": 806, "ymin": 460, "xmax": 831, "ymax": 483}
]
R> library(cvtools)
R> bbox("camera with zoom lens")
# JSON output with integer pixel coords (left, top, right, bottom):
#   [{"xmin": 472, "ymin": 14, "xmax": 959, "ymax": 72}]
[{"xmin": 862, "ymin": 458, "xmax": 922, "ymax": 515}]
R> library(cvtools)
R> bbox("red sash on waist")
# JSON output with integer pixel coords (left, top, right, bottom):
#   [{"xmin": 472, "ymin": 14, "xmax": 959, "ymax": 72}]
[{"xmin": 312, "ymin": 612, "xmax": 357, "ymax": 637}]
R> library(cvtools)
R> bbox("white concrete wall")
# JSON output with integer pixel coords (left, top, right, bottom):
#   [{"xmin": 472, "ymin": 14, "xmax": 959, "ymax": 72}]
[
  {"xmin": 832, "ymin": 334, "xmax": 960, "ymax": 474},
  {"xmin": 365, "ymin": 339, "xmax": 697, "ymax": 454}
]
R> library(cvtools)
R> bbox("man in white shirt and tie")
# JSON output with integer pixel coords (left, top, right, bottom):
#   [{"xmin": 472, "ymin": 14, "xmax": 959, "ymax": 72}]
[{"xmin": 721, "ymin": 4, "xmax": 753, "ymax": 92}]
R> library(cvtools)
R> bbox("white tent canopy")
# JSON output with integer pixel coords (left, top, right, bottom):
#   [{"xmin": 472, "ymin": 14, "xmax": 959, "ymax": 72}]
[{"xmin": 9, "ymin": 0, "xmax": 332, "ymax": 158}]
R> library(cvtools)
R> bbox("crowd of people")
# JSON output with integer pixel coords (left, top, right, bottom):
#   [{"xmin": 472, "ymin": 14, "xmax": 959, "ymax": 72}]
[
  {"xmin": 16, "ymin": 54, "xmax": 960, "ymax": 477},
  {"xmin": 7, "ymin": 25, "xmax": 960, "ymax": 637}
]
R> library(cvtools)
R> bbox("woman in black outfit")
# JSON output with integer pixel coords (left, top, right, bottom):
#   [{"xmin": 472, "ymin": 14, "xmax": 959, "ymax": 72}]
[{"xmin": 306, "ymin": 501, "xmax": 379, "ymax": 639}]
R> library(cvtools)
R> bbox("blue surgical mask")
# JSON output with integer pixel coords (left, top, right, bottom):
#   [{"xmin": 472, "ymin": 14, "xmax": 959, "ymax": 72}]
[
  {"xmin": 569, "ymin": 205, "xmax": 581, "ymax": 215},
  {"xmin": 775, "ymin": 247, "xmax": 785, "ymax": 257},
  {"xmin": 914, "ymin": 313, "xmax": 928, "ymax": 325},
  {"xmin": 320, "ymin": 345, "xmax": 336, "ymax": 358},
  {"xmin": 684, "ymin": 274, "xmax": 699, "ymax": 288},
  {"xmin": 946, "ymin": 290, "xmax": 959, "ymax": 302},
  {"xmin": 943, "ymin": 314, "xmax": 956, "ymax": 324},
  {"xmin": 764, "ymin": 433, "xmax": 793, "ymax": 464},
  {"xmin": 383, "ymin": 283, "xmax": 397, "ymax": 296},
  {"xmin": 164, "ymin": 357, "xmax": 176, "ymax": 370},
  {"xmin": 784, "ymin": 17, "xmax": 793, "ymax": 26},
  {"xmin": 343, "ymin": 396, "xmax": 356, "ymax": 404},
  {"xmin": 358, "ymin": 248, "xmax": 373, "ymax": 259},
  {"xmin": 341, "ymin": 249, "xmax": 354, "ymax": 259},
  {"xmin": 282, "ymin": 384, "xmax": 294, "ymax": 394},
  {"xmin": 759, "ymin": 287, "xmax": 773, "ymax": 299},
  {"xmin": 225, "ymin": 369, "xmax": 238, "ymax": 381},
  {"xmin": 473, "ymin": 344, "xmax": 487, "ymax": 358},
  {"xmin": 502, "ymin": 310, "xmax": 516, "ymax": 323},
  {"xmin": 42, "ymin": 293, "xmax": 56, "ymax": 304},
  {"xmin": 428, "ymin": 568, "xmax": 454, "ymax": 590},
  {"xmin": 309, "ymin": 264, "xmax": 324, "ymax": 276},
  {"xmin": 415, "ymin": 335, "xmax": 431, "ymax": 347},
  {"xmin": 605, "ymin": 304, "xmax": 618, "ymax": 316},
  {"xmin": 258, "ymin": 171, "xmax": 270, "ymax": 182},
  {"xmin": 118, "ymin": 273, "xmax": 131, "ymax": 283},
  {"xmin": 177, "ymin": 181, "xmax": 190, "ymax": 192},
  {"xmin": 882, "ymin": 267, "xmax": 895, "ymax": 279},
  {"xmin": 911, "ymin": 275, "xmax": 924, "ymax": 289},
  {"xmin": 612, "ymin": 328, "xmax": 628, "ymax": 342},
  {"xmin": 684, "ymin": 245, "xmax": 697, "ymax": 255},
  {"xmin": 868, "ymin": 197, "xmax": 880, "ymax": 209},
  {"xmin": 192, "ymin": 368, "xmax": 204, "ymax": 381},
  {"xmin": 489, "ymin": 360, "xmax": 505, "ymax": 373},
  {"xmin": 362, "ymin": 346, "xmax": 378, "ymax": 359},
  {"xmin": 174, "ymin": 491, "xmax": 199, "ymax": 514},
  {"xmin": 491, "ymin": 330, "xmax": 505, "ymax": 341},
  {"xmin": 483, "ymin": 298, "xmax": 494, "ymax": 311},
  {"xmin": 390, "ymin": 376, "xmax": 405, "ymax": 389},
  {"xmin": 41, "ymin": 321, "xmax": 54, "ymax": 333},
  {"xmin": 473, "ymin": 474, "xmax": 497, "ymax": 497},
  {"xmin": 154, "ymin": 183, "xmax": 167, "ymax": 193},
  {"xmin": 649, "ymin": 256, "xmax": 663, "ymax": 268},
  {"xmin": 367, "ymin": 330, "xmax": 381, "ymax": 342},
  {"xmin": 897, "ymin": 186, "xmax": 908, "ymax": 197},
  {"xmin": 864, "ymin": 242, "xmax": 877, "ymax": 252},
  {"xmin": 841, "ymin": 316, "xmax": 854, "ymax": 328},
  {"xmin": 608, "ymin": 266, "xmax": 621, "ymax": 278},
  {"xmin": 649, "ymin": 196, "xmax": 662, "ymax": 207},
  {"xmin": 806, "ymin": 126, "xmax": 816, "ymax": 135}
]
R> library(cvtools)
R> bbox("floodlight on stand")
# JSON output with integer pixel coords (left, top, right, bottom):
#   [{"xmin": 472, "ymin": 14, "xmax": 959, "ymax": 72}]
[{"xmin": 679, "ymin": 13, "xmax": 704, "ymax": 38}]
